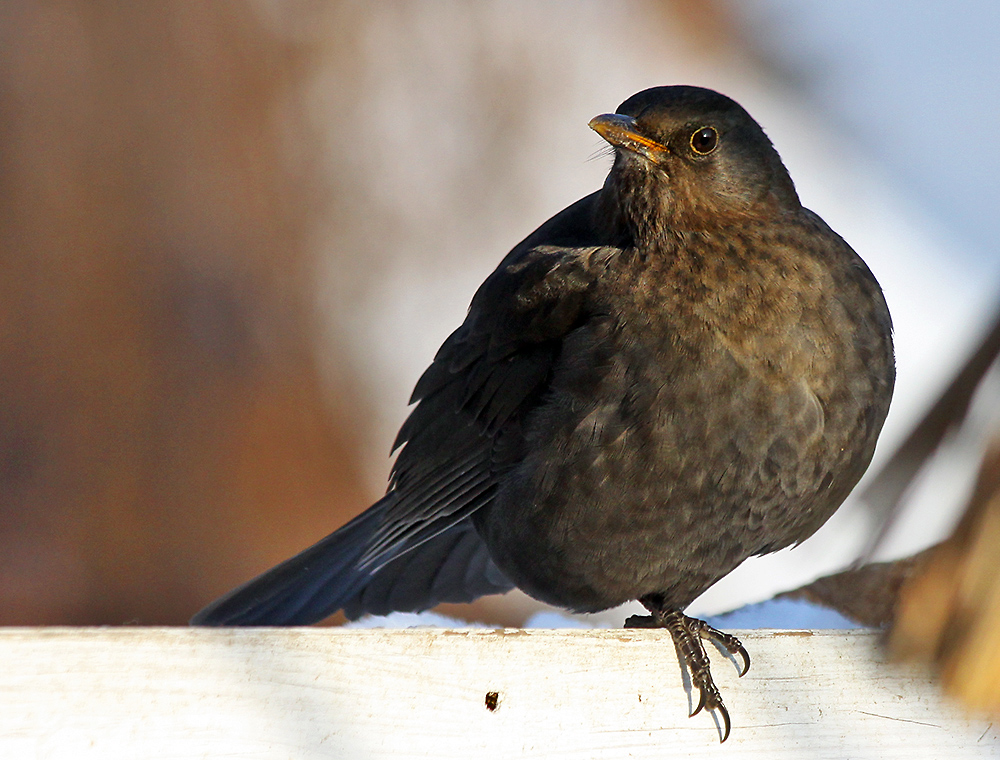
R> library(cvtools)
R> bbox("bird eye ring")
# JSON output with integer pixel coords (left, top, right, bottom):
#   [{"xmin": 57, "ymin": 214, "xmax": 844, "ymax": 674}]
[{"xmin": 689, "ymin": 126, "xmax": 719, "ymax": 155}]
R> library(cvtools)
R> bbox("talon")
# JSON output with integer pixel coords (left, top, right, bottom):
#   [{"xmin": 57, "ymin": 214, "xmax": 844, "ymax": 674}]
[
  {"xmin": 735, "ymin": 644, "xmax": 750, "ymax": 677},
  {"xmin": 690, "ymin": 686, "xmax": 707, "ymax": 717},
  {"xmin": 717, "ymin": 700, "xmax": 731, "ymax": 743},
  {"xmin": 694, "ymin": 619, "xmax": 751, "ymax": 677}
]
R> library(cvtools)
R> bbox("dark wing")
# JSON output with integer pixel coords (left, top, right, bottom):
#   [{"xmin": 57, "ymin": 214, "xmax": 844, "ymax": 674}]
[{"xmin": 192, "ymin": 196, "xmax": 610, "ymax": 626}]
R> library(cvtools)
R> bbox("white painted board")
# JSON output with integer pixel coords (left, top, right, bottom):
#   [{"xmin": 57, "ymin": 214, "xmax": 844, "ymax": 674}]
[{"xmin": 0, "ymin": 628, "xmax": 995, "ymax": 758}]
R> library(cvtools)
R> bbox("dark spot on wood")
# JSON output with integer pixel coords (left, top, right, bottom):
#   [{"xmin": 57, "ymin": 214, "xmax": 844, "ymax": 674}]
[{"xmin": 485, "ymin": 691, "xmax": 500, "ymax": 712}]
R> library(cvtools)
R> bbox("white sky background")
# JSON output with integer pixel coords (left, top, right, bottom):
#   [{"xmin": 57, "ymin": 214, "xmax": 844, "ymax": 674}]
[
  {"xmin": 295, "ymin": 1, "xmax": 1000, "ymax": 620},
  {"xmin": 733, "ymin": 0, "xmax": 1000, "ymax": 266}
]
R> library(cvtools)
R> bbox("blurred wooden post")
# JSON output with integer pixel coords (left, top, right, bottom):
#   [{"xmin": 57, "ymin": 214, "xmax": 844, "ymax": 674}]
[
  {"xmin": 0, "ymin": 628, "xmax": 995, "ymax": 758},
  {"xmin": 892, "ymin": 441, "xmax": 1000, "ymax": 713},
  {"xmin": 0, "ymin": 0, "xmax": 373, "ymax": 626}
]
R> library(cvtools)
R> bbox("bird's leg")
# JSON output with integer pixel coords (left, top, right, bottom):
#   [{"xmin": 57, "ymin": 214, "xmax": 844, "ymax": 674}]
[{"xmin": 624, "ymin": 596, "xmax": 749, "ymax": 743}]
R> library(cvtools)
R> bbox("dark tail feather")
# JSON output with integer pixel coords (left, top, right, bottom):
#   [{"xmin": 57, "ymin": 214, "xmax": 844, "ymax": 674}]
[
  {"xmin": 191, "ymin": 497, "xmax": 392, "ymax": 627},
  {"xmin": 342, "ymin": 518, "xmax": 512, "ymax": 618},
  {"xmin": 191, "ymin": 496, "xmax": 513, "ymax": 627}
]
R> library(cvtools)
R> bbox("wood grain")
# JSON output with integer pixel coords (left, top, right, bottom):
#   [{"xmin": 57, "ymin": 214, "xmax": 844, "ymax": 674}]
[{"xmin": 1, "ymin": 628, "xmax": 995, "ymax": 758}]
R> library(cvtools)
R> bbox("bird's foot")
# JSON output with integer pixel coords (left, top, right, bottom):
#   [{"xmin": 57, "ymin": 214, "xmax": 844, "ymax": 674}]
[
  {"xmin": 625, "ymin": 605, "xmax": 749, "ymax": 742},
  {"xmin": 688, "ymin": 617, "xmax": 751, "ymax": 677}
]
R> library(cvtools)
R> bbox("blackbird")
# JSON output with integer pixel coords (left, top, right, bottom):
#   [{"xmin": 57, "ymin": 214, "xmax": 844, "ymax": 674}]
[{"xmin": 193, "ymin": 86, "xmax": 894, "ymax": 741}]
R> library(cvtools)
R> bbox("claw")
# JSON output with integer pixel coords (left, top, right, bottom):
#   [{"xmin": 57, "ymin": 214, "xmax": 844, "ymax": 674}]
[
  {"xmin": 693, "ymin": 619, "xmax": 751, "ymax": 677},
  {"xmin": 717, "ymin": 699, "xmax": 732, "ymax": 743},
  {"xmin": 690, "ymin": 686, "xmax": 707, "ymax": 717},
  {"xmin": 735, "ymin": 644, "xmax": 750, "ymax": 677}
]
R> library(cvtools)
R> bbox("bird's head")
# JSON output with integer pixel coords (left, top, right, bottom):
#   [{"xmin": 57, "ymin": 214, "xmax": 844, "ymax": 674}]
[{"xmin": 590, "ymin": 86, "xmax": 800, "ymax": 243}]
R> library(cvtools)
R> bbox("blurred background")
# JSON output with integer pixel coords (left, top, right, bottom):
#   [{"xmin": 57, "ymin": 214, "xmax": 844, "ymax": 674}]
[{"xmin": 1, "ymin": 0, "xmax": 998, "ymax": 626}]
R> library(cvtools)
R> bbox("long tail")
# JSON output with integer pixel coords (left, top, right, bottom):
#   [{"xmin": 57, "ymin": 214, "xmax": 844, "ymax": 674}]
[{"xmin": 190, "ymin": 495, "xmax": 511, "ymax": 626}]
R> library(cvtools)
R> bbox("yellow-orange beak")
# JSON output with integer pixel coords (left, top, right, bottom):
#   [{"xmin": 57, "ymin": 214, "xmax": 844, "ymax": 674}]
[{"xmin": 588, "ymin": 113, "xmax": 669, "ymax": 163}]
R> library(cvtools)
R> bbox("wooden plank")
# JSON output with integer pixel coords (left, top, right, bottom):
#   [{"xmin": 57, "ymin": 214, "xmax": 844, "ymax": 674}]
[{"xmin": 0, "ymin": 627, "xmax": 995, "ymax": 758}]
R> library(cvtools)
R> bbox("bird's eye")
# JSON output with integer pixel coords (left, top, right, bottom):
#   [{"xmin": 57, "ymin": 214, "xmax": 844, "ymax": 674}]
[{"xmin": 689, "ymin": 126, "xmax": 719, "ymax": 155}]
